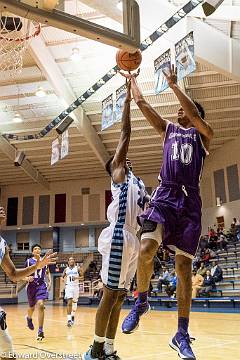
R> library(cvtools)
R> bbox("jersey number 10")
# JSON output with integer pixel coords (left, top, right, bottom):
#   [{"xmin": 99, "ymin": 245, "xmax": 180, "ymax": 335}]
[{"xmin": 171, "ymin": 142, "xmax": 193, "ymax": 165}]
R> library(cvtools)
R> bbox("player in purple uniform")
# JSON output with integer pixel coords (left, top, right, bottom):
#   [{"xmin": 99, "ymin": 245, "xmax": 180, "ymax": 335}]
[
  {"xmin": 0, "ymin": 207, "xmax": 56, "ymax": 359},
  {"xmin": 25, "ymin": 244, "xmax": 52, "ymax": 341},
  {"xmin": 120, "ymin": 66, "xmax": 213, "ymax": 359}
]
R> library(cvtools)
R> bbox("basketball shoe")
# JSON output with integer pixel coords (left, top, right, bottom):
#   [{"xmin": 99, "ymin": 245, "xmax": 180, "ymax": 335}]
[
  {"xmin": 25, "ymin": 316, "xmax": 34, "ymax": 331},
  {"xmin": 121, "ymin": 300, "xmax": 150, "ymax": 333},
  {"xmin": 104, "ymin": 351, "xmax": 121, "ymax": 360},
  {"xmin": 169, "ymin": 329, "xmax": 196, "ymax": 359},
  {"xmin": 37, "ymin": 330, "xmax": 45, "ymax": 341},
  {"xmin": 67, "ymin": 320, "xmax": 72, "ymax": 327},
  {"xmin": 82, "ymin": 346, "xmax": 104, "ymax": 360}
]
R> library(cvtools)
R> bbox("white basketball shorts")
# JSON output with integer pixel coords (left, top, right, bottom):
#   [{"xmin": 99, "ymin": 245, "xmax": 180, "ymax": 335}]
[{"xmin": 98, "ymin": 224, "xmax": 139, "ymax": 291}]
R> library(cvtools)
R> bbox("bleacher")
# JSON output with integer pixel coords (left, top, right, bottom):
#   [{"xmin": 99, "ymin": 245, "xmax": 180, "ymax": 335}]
[{"xmin": 148, "ymin": 242, "xmax": 240, "ymax": 309}]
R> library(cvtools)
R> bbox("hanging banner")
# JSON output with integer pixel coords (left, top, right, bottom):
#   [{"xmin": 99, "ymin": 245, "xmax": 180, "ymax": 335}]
[
  {"xmin": 175, "ymin": 31, "xmax": 196, "ymax": 81},
  {"xmin": 51, "ymin": 138, "xmax": 60, "ymax": 165},
  {"xmin": 114, "ymin": 83, "xmax": 127, "ymax": 123},
  {"xmin": 154, "ymin": 49, "xmax": 171, "ymax": 94},
  {"xmin": 101, "ymin": 94, "xmax": 114, "ymax": 130},
  {"xmin": 61, "ymin": 130, "xmax": 69, "ymax": 159}
]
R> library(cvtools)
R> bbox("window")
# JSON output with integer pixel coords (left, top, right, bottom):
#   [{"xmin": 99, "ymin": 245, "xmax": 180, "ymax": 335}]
[{"xmin": 7, "ymin": 197, "xmax": 18, "ymax": 226}]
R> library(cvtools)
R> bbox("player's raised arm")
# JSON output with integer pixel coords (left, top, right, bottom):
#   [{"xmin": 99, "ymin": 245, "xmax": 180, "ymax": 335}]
[
  {"xmin": 1, "ymin": 248, "xmax": 57, "ymax": 282},
  {"xmin": 111, "ymin": 81, "xmax": 132, "ymax": 184},
  {"xmin": 119, "ymin": 72, "xmax": 168, "ymax": 136},
  {"xmin": 163, "ymin": 65, "xmax": 214, "ymax": 147}
]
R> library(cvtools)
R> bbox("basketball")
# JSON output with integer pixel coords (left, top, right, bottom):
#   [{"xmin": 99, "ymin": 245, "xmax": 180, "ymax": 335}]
[{"xmin": 116, "ymin": 49, "xmax": 142, "ymax": 71}]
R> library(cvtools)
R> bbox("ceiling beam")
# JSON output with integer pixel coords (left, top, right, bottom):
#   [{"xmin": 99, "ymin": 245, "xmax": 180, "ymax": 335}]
[
  {"xmin": 0, "ymin": 135, "xmax": 49, "ymax": 189},
  {"xmin": 28, "ymin": 34, "xmax": 110, "ymax": 167},
  {"xmin": 79, "ymin": 0, "xmax": 122, "ymax": 23}
]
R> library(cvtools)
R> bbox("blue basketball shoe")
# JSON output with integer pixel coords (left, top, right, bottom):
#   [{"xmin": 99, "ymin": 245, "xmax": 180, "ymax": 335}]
[
  {"xmin": 121, "ymin": 300, "xmax": 150, "ymax": 334},
  {"xmin": 169, "ymin": 329, "xmax": 196, "ymax": 359},
  {"xmin": 25, "ymin": 316, "xmax": 34, "ymax": 330},
  {"xmin": 82, "ymin": 346, "xmax": 104, "ymax": 360}
]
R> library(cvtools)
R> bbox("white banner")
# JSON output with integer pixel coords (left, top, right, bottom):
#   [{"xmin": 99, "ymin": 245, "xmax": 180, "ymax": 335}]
[
  {"xmin": 175, "ymin": 32, "xmax": 196, "ymax": 82},
  {"xmin": 51, "ymin": 138, "xmax": 60, "ymax": 165},
  {"xmin": 61, "ymin": 130, "xmax": 69, "ymax": 159},
  {"xmin": 114, "ymin": 83, "xmax": 127, "ymax": 123},
  {"xmin": 154, "ymin": 49, "xmax": 171, "ymax": 94},
  {"xmin": 101, "ymin": 94, "xmax": 114, "ymax": 130}
]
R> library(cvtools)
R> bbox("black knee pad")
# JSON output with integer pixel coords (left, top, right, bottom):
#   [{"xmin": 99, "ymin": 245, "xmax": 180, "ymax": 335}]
[
  {"xmin": 0, "ymin": 310, "xmax": 7, "ymax": 330},
  {"xmin": 140, "ymin": 219, "xmax": 158, "ymax": 236}
]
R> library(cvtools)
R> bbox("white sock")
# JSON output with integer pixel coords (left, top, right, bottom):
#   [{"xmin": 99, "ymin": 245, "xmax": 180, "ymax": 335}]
[
  {"xmin": 93, "ymin": 334, "xmax": 105, "ymax": 343},
  {"xmin": 67, "ymin": 315, "xmax": 72, "ymax": 321},
  {"xmin": 104, "ymin": 338, "xmax": 115, "ymax": 355},
  {"xmin": 72, "ymin": 302, "xmax": 77, "ymax": 313}
]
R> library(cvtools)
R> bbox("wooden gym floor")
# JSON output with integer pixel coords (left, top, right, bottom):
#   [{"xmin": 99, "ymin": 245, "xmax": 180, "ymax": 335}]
[{"xmin": 4, "ymin": 304, "xmax": 240, "ymax": 359}]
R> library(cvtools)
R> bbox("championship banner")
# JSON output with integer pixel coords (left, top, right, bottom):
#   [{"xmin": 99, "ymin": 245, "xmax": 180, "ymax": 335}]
[
  {"xmin": 114, "ymin": 83, "xmax": 127, "ymax": 123},
  {"xmin": 154, "ymin": 49, "xmax": 171, "ymax": 94},
  {"xmin": 61, "ymin": 130, "xmax": 69, "ymax": 160},
  {"xmin": 101, "ymin": 94, "xmax": 114, "ymax": 130},
  {"xmin": 175, "ymin": 32, "xmax": 196, "ymax": 82},
  {"xmin": 51, "ymin": 138, "xmax": 60, "ymax": 165}
]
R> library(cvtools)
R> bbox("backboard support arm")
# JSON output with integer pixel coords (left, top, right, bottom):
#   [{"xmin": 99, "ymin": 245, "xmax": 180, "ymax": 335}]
[{"xmin": 0, "ymin": 0, "xmax": 141, "ymax": 51}]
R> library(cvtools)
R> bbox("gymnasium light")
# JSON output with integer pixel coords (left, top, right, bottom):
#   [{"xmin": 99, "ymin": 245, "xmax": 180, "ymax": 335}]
[
  {"xmin": 35, "ymin": 86, "xmax": 47, "ymax": 98},
  {"xmin": 70, "ymin": 47, "xmax": 81, "ymax": 61},
  {"xmin": 12, "ymin": 113, "xmax": 23, "ymax": 123},
  {"xmin": 117, "ymin": 1, "xmax": 123, "ymax": 11}
]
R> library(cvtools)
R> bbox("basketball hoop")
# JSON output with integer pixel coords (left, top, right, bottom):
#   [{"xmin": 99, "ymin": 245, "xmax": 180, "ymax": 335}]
[{"xmin": 0, "ymin": 14, "xmax": 41, "ymax": 77}]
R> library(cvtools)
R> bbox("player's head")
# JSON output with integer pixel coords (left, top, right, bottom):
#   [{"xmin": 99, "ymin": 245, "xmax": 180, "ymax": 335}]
[
  {"xmin": 177, "ymin": 101, "xmax": 205, "ymax": 127},
  {"xmin": 68, "ymin": 257, "xmax": 75, "ymax": 267},
  {"xmin": 105, "ymin": 156, "xmax": 132, "ymax": 177},
  {"xmin": 32, "ymin": 244, "xmax": 42, "ymax": 256}
]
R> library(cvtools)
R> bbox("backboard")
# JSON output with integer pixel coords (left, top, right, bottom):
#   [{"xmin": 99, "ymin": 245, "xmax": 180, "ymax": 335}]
[{"xmin": 0, "ymin": 0, "xmax": 140, "ymax": 51}]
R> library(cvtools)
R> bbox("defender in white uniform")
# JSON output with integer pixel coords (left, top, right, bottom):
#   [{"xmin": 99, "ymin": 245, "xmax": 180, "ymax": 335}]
[
  {"xmin": 0, "ymin": 207, "xmax": 56, "ymax": 359},
  {"xmin": 62, "ymin": 257, "xmax": 81, "ymax": 327},
  {"xmin": 83, "ymin": 81, "xmax": 149, "ymax": 360}
]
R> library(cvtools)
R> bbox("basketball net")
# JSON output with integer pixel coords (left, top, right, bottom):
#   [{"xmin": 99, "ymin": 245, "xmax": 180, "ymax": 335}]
[{"xmin": 0, "ymin": 13, "xmax": 41, "ymax": 78}]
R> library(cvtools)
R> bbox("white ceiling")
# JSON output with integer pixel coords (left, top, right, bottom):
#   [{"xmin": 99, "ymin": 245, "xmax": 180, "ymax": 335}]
[{"xmin": 0, "ymin": 0, "xmax": 239, "ymax": 187}]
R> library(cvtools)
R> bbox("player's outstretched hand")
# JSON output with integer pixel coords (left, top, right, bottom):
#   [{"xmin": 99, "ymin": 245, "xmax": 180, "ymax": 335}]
[
  {"xmin": 162, "ymin": 64, "xmax": 177, "ymax": 88},
  {"xmin": 0, "ymin": 207, "xmax": 6, "ymax": 225},
  {"xmin": 119, "ymin": 68, "xmax": 140, "ymax": 80},
  {"xmin": 36, "ymin": 250, "xmax": 57, "ymax": 269}
]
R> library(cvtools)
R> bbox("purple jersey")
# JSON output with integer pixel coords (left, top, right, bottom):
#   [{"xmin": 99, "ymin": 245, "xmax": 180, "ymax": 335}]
[
  {"xmin": 159, "ymin": 122, "xmax": 207, "ymax": 188},
  {"xmin": 25, "ymin": 257, "xmax": 47, "ymax": 286}
]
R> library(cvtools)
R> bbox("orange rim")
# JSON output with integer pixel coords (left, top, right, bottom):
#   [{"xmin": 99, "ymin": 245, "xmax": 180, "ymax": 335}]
[{"xmin": 0, "ymin": 22, "xmax": 41, "ymax": 42}]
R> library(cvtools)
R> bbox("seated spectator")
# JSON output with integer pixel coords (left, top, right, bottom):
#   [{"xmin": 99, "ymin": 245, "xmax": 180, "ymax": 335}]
[
  {"xmin": 165, "ymin": 270, "xmax": 177, "ymax": 298},
  {"xmin": 93, "ymin": 279, "xmax": 103, "ymax": 299},
  {"xmin": 211, "ymin": 261, "xmax": 223, "ymax": 282},
  {"xmin": 198, "ymin": 270, "xmax": 215, "ymax": 297},
  {"xmin": 157, "ymin": 267, "xmax": 171, "ymax": 292},
  {"xmin": 192, "ymin": 269, "xmax": 204, "ymax": 298},
  {"xmin": 201, "ymin": 248, "xmax": 211, "ymax": 265},
  {"xmin": 216, "ymin": 232, "xmax": 228, "ymax": 250},
  {"xmin": 197, "ymin": 262, "xmax": 207, "ymax": 277},
  {"xmin": 208, "ymin": 233, "xmax": 218, "ymax": 250}
]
